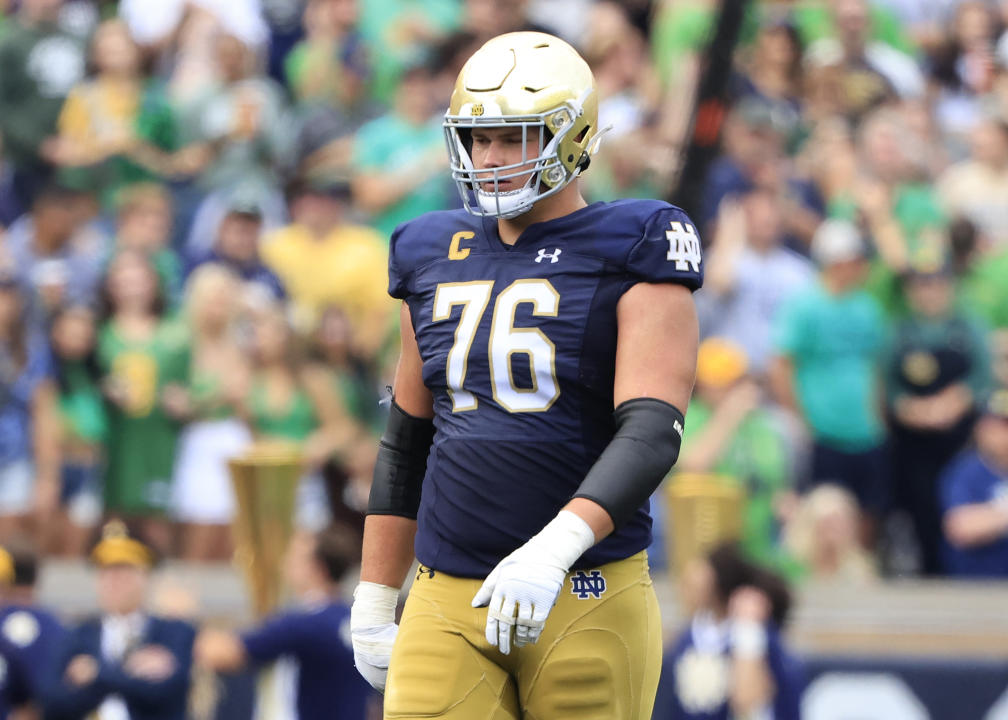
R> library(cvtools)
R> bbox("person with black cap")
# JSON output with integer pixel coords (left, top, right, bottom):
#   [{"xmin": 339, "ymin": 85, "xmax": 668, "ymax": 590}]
[
  {"xmin": 940, "ymin": 389, "xmax": 1008, "ymax": 577},
  {"xmin": 885, "ymin": 241, "xmax": 991, "ymax": 575},
  {"xmin": 0, "ymin": 539, "xmax": 65, "ymax": 718},
  {"xmin": 44, "ymin": 520, "xmax": 195, "ymax": 720},
  {"xmin": 186, "ymin": 189, "xmax": 286, "ymax": 305}
]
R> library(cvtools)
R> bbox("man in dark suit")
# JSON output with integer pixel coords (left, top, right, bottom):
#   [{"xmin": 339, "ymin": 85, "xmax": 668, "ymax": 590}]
[
  {"xmin": 45, "ymin": 521, "xmax": 195, "ymax": 720},
  {"xmin": 0, "ymin": 540, "xmax": 65, "ymax": 718}
]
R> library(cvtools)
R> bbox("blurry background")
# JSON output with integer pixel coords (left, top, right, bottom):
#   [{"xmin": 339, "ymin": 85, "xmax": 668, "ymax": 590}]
[{"xmin": 2, "ymin": 0, "xmax": 1008, "ymax": 718}]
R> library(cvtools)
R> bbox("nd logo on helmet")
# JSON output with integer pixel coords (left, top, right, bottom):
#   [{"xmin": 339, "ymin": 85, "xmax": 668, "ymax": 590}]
[{"xmin": 470, "ymin": 103, "xmax": 484, "ymax": 117}]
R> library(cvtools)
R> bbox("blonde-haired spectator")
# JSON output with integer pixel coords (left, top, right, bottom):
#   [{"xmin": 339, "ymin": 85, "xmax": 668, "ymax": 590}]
[
  {"xmin": 240, "ymin": 306, "xmax": 363, "ymax": 531},
  {"xmin": 783, "ymin": 484, "xmax": 877, "ymax": 584},
  {"xmin": 170, "ymin": 263, "xmax": 251, "ymax": 562}
]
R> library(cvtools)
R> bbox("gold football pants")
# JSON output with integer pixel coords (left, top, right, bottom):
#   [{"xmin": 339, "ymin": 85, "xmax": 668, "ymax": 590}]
[{"xmin": 384, "ymin": 550, "xmax": 662, "ymax": 720}]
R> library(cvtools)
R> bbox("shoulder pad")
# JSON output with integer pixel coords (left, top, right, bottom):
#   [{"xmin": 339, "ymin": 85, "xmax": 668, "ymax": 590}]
[
  {"xmin": 388, "ymin": 210, "xmax": 478, "ymax": 299},
  {"xmin": 625, "ymin": 203, "xmax": 703, "ymax": 290}
]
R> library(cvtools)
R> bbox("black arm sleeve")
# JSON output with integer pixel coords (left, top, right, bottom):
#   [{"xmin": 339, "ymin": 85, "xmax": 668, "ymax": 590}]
[
  {"xmin": 573, "ymin": 397, "xmax": 685, "ymax": 529},
  {"xmin": 367, "ymin": 400, "xmax": 436, "ymax": 519}
]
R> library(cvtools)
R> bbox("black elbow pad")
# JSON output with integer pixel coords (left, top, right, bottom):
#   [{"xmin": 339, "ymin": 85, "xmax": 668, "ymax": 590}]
[
  {"xmin": 573, "ymin": 397, "xmax": 685, "ymax": 529},
  {"xmin": 367, "ymin": 401, "xmax": 435, "ymax": 518}
]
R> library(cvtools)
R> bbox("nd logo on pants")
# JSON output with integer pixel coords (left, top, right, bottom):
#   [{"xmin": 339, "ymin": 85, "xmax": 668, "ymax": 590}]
[{"xmin": 384, "ymin": 551, "xmax": 662, "ymax": 720}]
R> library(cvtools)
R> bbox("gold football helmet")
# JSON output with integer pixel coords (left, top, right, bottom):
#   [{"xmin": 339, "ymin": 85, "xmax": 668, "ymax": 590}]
[{"xmin": 444, "ymin": 31, "xmax": 603, "ymax": 219}]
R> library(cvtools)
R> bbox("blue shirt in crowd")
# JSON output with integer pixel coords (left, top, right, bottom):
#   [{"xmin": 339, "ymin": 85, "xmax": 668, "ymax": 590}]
[
  {"xmin": 241, "ymin": 600, "xmax": 373, "ymax": 720},
  {"xmin": 0, "ymin": 334, "xmax": 53, "ymax": 468},
  {"xmin": 0, "ymin": 604, "xmax": 65, "ymax": 715},
  {"xmin": 940, "ymin": 450, "xmax": 1008, "ymax": 577},
  {"xmin": 653, "ymin": 614, "xmax": 804, "ymax": 720}
]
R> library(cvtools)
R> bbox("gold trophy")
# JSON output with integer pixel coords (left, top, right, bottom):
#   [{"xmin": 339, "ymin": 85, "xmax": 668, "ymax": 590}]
[
  {"xmin": 228, "ymin": 442, "xmax": 303, "ymax": 720},
  {"xmin": 664, "ymin": 472, "xmax": 744, "ymax": 575},
  {"xmin": 228, "ymin": 442, "xmax": 303, "ymax": 618}
]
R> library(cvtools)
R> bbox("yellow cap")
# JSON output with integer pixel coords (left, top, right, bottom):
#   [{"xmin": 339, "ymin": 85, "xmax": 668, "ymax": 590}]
[
  {"xmin": 90, "ymin": 520, "xmax": 154, "ymax": 569},
  {"xmin": 985, "ymin": 388, "xmax": 1008, "ymax": 419},
  {"xmin": 696, "ymin": 337, "xmax": 749, "ymax": 388},
  {"xmin": 0, "ymin": 547, "xmax": 14, "ymax": 585}
]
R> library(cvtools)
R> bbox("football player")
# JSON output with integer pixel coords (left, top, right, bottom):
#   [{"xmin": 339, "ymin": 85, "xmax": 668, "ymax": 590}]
[{"xmin": 351, "ymin": 31, "xmax": 702, "ymax": 720}]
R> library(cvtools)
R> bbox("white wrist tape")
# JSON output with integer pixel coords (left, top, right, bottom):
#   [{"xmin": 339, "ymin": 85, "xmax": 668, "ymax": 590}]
[
  {"xmin": 528, "ymin": 510, "xmax": 597, "ymax": 569},
  {"xmin": 730, "ymin": 620, "xmax": 768, "ymax": 659},
  {"xmin": 351, "ymin": 581, "xmax": 399, "ymax": 629}
]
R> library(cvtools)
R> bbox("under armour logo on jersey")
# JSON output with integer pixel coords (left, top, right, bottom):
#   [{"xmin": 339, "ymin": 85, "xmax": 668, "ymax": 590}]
[
  {"xmin": 665, "ymin": 221, "xmax": 701, "ymax": 272},
  {"xmin": 535, "ymin": 248, "xmax": 562, "ymax": 264},
  {"xmin": 570, "ymin": 570, "xmax": 606, "ymax": 599}
]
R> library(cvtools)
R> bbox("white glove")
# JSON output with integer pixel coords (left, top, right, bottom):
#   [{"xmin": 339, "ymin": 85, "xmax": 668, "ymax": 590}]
[
  {"xmin": 350, "ymin": 581, "xmax": 400, "ymax": 692},
  {"xmin": 471, "ymin": 510, "xmax": 596, "ymax": 654}
]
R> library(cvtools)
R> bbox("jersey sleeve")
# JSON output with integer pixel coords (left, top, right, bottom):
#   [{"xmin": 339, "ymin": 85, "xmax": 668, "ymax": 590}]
[
  {"xmin": 625, "ymin": 206, "xmax": 703, "ymax": 290},
  {"xmin": 387, "ymin": 224, "xmax": 410, "ymax": 299}
]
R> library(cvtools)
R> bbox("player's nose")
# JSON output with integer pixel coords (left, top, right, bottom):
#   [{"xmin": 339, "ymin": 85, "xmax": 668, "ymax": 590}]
[{"xmin": 481, "ymin": 140, "xmax": 509, "ymax": 168}]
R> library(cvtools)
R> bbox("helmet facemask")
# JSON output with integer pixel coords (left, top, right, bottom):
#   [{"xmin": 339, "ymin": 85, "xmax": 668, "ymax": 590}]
[{"xmin": 444, "ymin": 97, "xmax": 590, "ymax": 220}]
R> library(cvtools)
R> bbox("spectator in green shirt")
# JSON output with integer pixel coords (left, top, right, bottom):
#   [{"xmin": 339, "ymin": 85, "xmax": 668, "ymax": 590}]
[
  {"xmin": 43, "ymin": 19, "xmax": 179, "ymax": 210},
  {"xmin": 351, "ymin": 59, "xmax": 449, "ymax": 241},
  {"xmin": 97, "ymin": 249, "xmax": 189, "ymax": 556},
  {"xmin": 678, "ymin": 337, "xmax": 799, "ymax": 576},
  {"xmin": 284, "ymin": 0, "xmax": 378, "ymax": 130},
  {"xmin": 770, "ymin": 219, "xmax": 889, "ymax": 542},
  {"xmin": 950, "ymin": 218, "xmax": 1008, "ymax": 331},
  {"xmin": 49, "ymin": 302, "xmax": 106, "ymax": 557},
  {"xmin": 0, "ymin": 0, "xmax": 85, "ymax": 208}
]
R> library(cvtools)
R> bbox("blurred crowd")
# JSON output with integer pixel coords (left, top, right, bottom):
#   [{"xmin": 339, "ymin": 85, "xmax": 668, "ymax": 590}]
[{"xmin": 1, "ymin": 0, "xmax": 1008, "ymax": 589}]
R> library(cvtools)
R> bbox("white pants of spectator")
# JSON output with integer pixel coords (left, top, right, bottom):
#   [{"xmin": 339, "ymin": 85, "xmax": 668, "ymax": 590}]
[
  {"xmin": 0, "ymin": 460, "xmax": 33, "ymax": 516},
  {"xmin": 172, "ymin": 418, "xmax": 252, "ymax": 524},
  {"xmin": 296, "ymin": 471, "xmax": 331, "ymax": 532}
]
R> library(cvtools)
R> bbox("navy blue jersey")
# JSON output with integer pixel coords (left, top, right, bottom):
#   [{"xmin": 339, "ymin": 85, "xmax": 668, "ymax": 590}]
[
  {"xmin": 0, "ymin": 605, "xmax": 64, "ymax": 712},
  {"xmin": 241, "ymin": 600, "xmax": 373, "ymax": 720},
  {"xmin": 389, "ymin": 199, "xmax": 703, "ymax": 577},
  {"xmin": 653, "ymin": 620, "xmax": 803, "ymax": 720},
  {"xmin": 940, "ymin": 451, "xmax": 1008, "ymax": 577}
]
